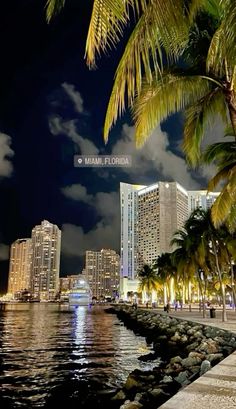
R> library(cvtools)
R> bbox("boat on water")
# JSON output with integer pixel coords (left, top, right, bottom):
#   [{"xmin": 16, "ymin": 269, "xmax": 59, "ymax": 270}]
[{"xmin": 68, "ymin": 279, "xmax": 92, "ymax": 306}]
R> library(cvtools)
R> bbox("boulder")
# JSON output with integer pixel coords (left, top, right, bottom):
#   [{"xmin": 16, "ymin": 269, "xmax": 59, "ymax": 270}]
[
  {"xmin": 174, "ymin": 370, "xmax": 190, "ymax": 385},
  {"xmin": 170, "ymin": 356, "xmax": 182, "ymax": 365},
  {"xmin": 112, "ymin": 390, "xmax": 126, "ymax": 400},
  {"xmin": 206, "ymin": 353, "xmax": 224, "ymax": 363},
  {"xmin": 197, "ymin": 339, "xmax": 219, "ymax": 354},
  {"xmin": 120, "ymin": 401, "xmax": 143, "ymax": 409},
  {"xmin": 150, "ymin": 388, "xmax": 165, "ymax": 397},
  {"xmin": 161, "ymin": 375, "xmax": 173, "ymax": 384},
  {"xmin": 125, "ymin": 375, "xmax": 143, "ymax": 390},
  {"xmin": 181, "ymin": 356, "xmax": 202, "ymax": 368},
  {"xmin": 186, "ymin": 341, "xmax": 200, "ymax": 352},
  {"xmin": 200, "ymin": 360, "xmax": 211, "ymax": 376}
]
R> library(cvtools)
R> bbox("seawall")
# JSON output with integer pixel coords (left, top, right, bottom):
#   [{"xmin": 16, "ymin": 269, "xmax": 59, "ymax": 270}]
[{"xmin": 108, "ymin": 306, "xmax": 236, "ymax": 409}]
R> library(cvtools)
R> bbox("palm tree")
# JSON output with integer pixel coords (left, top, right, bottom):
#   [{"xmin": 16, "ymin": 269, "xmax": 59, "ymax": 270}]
[
  {"xmin": 202, "ymin": 139, "xmax": 236, "ymax": 229},
  {"xmin": 171, "ymin": 232, "xmax": 194, "ymax": 306},
  {"xmin": 186, "ymin": 208, "xmax": 232, "ymax": 321},
  {"xmin": 138, "ymin": 264, "xmax": 159, "ymax": 305},
  {"xmin": 171, "ymin": 226, "xmax": 210, "ymax": 317},
  {"xmin": 154, "ymin": 252, "xmax": 175, "ymax": 305}
]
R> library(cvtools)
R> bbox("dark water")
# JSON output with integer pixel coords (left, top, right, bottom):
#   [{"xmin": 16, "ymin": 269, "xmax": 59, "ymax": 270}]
[{"xmin": 0, "ymin": 304, "xmax": 156, "ymax": 408}]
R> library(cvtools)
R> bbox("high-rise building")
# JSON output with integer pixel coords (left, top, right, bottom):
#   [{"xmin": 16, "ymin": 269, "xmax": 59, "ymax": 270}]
[
  {"xmin": 188, "ymin": 190, "xmax": 220, "ymax": 214},
  {"xmin": 137, "ymin": 182, "xmax": 189, "ymax": 269},
  {"xmin": 120, "ymin": 182, "xmax": 145, "ymax": 279},
  {"xmin": 8, "ymin": 238, "xmax": 32, "ymax": 296},
  {"xmin": 84, "ymin": 249, "xmax": 120, "ymax": 299},
  {"xmin": 120, "ymin": 182, "xmax": 221, "ymax": 290},
  {"xmin": 31, "ymin": 220, "xmax": 61, "ymax": 301}
]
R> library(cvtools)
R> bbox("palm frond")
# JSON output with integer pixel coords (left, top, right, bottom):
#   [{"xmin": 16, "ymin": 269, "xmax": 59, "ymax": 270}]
[
  {"xmin": 224, "ymin": 124, "xmax": 234, "ymax": 136},
  {"xmin": 217, "ymin": 0, "xmax": 236, "ymax": 70},
  {"xmin": 103, "ymin": 12, "xmax": 163, "ymax": 142},
  {"xmin": 103, "ymin": 0, "xmax": 189, "ymax": 141},
  {"xmin": 203, "ymin": 141, "xmax": 236, "ymax": 164},
  {"xmin": 45, "ymin": 0, "xmax": 65, "ymax": 22},
  {"xmin": 208, "ymin": 167, "xmax": 231, "ymax": 192},
  {"xmin": 206, "ymin": 25, "xmax": 226, "ymax": 77},
  {"xmin": 183, "ymin": 87, "xmax": 227, "ymax": 165},
  {"xmin": 205, "ymin": 0, "xmax": 224, "ymax": 19},
  {"xmin": 187, "ymin": 0, "xmax": 222, "ymax": 22},
  {"xmin": 85, "ymin": 0, "xmax": 129, "ymax": 69},
  {"xmin": 211, "ymin": 183, "xmax": 235, "ymax": 227},
  {"xmin": 225, "ymin": 205, "xmax": 236, "ymax": 233},
  {"xmin": 186, "ymin": 0, "xmax": 205, "ymax": 23},
  {"xmin": 211, "ymin": 165, "xmax": 236, "ymax": 231},
  {"xmin": 133, "ymin": 73, "xmax": 212, "ymax": 147}
]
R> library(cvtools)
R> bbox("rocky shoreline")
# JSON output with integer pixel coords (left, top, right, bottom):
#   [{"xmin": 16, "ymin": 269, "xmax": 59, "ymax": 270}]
[{"xmin": 107, "ymin": 306, "xmax": 236, "ymax": 409}]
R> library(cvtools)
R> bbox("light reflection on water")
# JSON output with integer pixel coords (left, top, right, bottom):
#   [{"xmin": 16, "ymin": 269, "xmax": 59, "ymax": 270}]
[{"xmin": 0, "ymin": 304, "xmax": 157, "ymax": 408}]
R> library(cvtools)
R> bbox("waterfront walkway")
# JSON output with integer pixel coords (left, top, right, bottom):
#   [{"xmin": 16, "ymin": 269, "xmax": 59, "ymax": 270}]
[
  {"xmin": 150, "ymin": 306, "xmax": 236, "ymax": 409},
  {"xmin": 153, "ymin": 306, "xmax": 236, "ymax": 333}
]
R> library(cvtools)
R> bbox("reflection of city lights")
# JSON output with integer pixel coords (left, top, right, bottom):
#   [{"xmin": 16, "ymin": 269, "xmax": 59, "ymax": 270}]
[{"xmin": 74, "ymin": 306, "xmax": 86, "ymax": 346}]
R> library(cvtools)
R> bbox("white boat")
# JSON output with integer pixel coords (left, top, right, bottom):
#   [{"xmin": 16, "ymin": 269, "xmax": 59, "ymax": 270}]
[{"xmin": 68, "ymin": 279, "xmax": 92, "ymax": 306}]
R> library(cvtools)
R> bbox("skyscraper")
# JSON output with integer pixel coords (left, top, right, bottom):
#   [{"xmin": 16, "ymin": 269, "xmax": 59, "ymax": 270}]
[
  {"xmin": 188, "ymin": 190, "xmax": 220, "ymax": 214},
  {"xmin": 31, "ymin": 220, "xmax": 61, "ymax": 301},
  {"xmin": 137, "ymin": 182, "xmax": 189, "ymax": 269},
  {"xmin": 85, "ymin": 249, "xmax": 120, "ymax": 299},
  {"xmin": 8, "ymin": 238, "xmax": 32, "ymax": 296},
  {"xmin": 120, "ymin": 182, "xmax": 145, "ymax": 279}
]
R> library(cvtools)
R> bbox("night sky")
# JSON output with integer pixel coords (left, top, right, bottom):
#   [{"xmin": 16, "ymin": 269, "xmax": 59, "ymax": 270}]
[{"xmin": 0, "ymin": 0, "xmax": 222, "ymax": 292}]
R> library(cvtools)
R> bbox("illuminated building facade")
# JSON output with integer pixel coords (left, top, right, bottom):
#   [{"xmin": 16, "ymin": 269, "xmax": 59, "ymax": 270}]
[
  {"xmin": 188, "ymin": 190, "xmax": 220, "ymax": 214},
  {"xmin": 137, "ymin": 182, "xmax": 189, "ymax": 269},
  {"xmin": 31, "ymin": 220, "xmax": 61, "ymax": 301},
  {"xmin": 120, "ymin": 182, "xmax": 145, "ymax": 279},
  {"xmin": 8, "ymin": 238, "xmax": 32, "ymax": 296},
  {"xmin": 85, "ymin": 249, "xmax": 120, "ymax": 299}
]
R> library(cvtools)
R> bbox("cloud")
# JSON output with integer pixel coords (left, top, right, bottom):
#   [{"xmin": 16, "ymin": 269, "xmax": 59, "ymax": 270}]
[
  {"xmin": 62, "ymin": 183, "xmax": 119, "ymax": 222},
  {"xmin": 0, "ymin": 244, "xmax": 9, "ymax": 260},
  {"xmin": 62, "ymin": 183, "xmax": 93, "ymax": 202},
  {"xmin": 0, "ymin": 133, "xmax": 14, "ymax": 178},
  {"xmin": 50, "ymin": 113, "xmax": 202, "ymax": 188},
  {"xmin": 111, "ymin": 124, "xmax": 201, "ymax": 188},
  {"xmin": 49, "ymin": 117, "xmax": 99, "ymax": 155},
  {"xmin": 61, "ymin": 186, "xmax": 120, "ymax": 257},
  {"xmin": 61, "ymin": 82, "xmax": 84, "ymax": 113},
  {"xmin": 49, "ymin": 81, "xmax": 228, "ymax": 190}
]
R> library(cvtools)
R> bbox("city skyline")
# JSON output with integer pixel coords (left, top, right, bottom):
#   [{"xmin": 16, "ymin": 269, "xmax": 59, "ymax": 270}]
[{"xmin": 4, "ymin": 180, "xmax": 220, "ymax": 297}]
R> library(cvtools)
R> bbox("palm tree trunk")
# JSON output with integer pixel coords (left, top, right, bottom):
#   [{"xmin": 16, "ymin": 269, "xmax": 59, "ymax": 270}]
[
  {"xmin": 212, "ymin": 240, "xmax": 227, "ymax": 322},
  {"xmin": 142, "ymin": 291, "xmax": 145, "ymax": 304},
  {"xmin": 163, "ymin": 284, "xmax": 168, "ymax": 305},
  {"xmin": 228, "ymin": 102, "xmax": 236, "ymax": 137},
  {"xmin": 182, "ymin": 283, "xmax": 185, "ymax": 304},
  {"xmin": 188, "ymin": 280, "xmax": 192, "ymax": 312},
  {"xmin": 225, "ymin": 83, "xmax": 236, "ymax": 137},
  {"xmin": 197, "ymin": 274, "xmax": 206, "ymax": 318},
  {"xmin": 229, "ymin": 260, "xmax": 236, "ymax": 311},
  {"xmin": 170, "ymin": 277, "xmax": 175, "ymax": 303}
]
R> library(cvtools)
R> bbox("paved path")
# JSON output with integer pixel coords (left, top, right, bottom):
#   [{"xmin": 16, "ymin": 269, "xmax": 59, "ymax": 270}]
[{"xmin": 153, "ymin": 306, "xmax": 236, "ymax": 333}]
